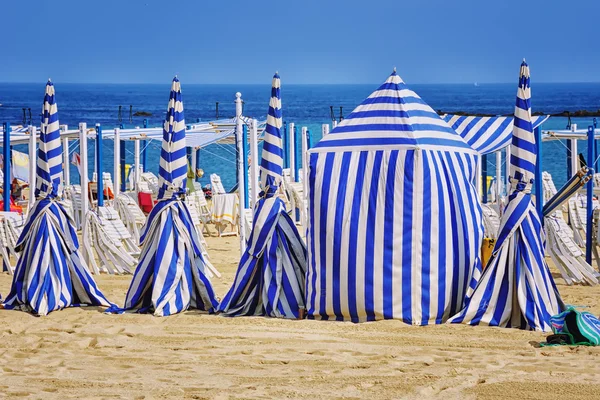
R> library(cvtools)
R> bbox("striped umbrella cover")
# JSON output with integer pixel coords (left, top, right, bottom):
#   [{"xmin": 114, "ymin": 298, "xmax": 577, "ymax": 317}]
[
  {"xmin": 218, "ymin": 73, "xmax": 308, "ymax": 318},
  {"xmin": 542, "ymin": 167, "xmax": 592, "ymax": 217},
  {"xmin": 449, "ymin": 61, "xmax": 564, "ymax": 331},
  {"xmin": 443, "ymin": 114, "xmax": 549, "ymax": 154},
  {"xmin": 306, "ymin": 70, "xmax": 483, "ymax": 324},
  {"xmin": 260, "ymin": 73, "xmax": 284, "ymax": 195},
  {"xmin": 2, "ymin": 81, "xmax": 113, "ymax": 315},
  {"xmin": 112, "ymin": 77, "xmax": 218, "ymax": 316}
]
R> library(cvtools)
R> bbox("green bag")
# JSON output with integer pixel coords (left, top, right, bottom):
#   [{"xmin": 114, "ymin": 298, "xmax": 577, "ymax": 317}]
[{"xmin": 543, "ymin": 306, "xmax": 600, "ymax": 346}]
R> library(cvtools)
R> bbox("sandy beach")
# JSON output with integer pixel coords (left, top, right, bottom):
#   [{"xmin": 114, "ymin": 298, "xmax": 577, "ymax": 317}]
[{"xmin": 0, "ymin": 235, "xmax": 598, "ymax": 399}]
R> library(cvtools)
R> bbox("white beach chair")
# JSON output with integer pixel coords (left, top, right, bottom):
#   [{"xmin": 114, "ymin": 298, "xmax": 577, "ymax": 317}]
[
  {"xmin": 83, "ymin": 206, "xmax": 139, "ymax": 275},
  {"xmin": 185, "ymin": 198, "xmax": 221, "ymax": 279},
  {"xmin": 210, "ymin": 173, "xmax": 227, "ymax": 195},
  {"xmin": 115, "ymin": 194, "xmax": 146, "ymax": 243},
  {"xmin": 481, "ymin": 204, "xmax": 501, "ymax": 240},
  {"xmin": 64, "ymin": 185, "xmax": 84, "ymax": 229},
  {"xmin": 140, "ymin": 172, "xmax": 159, "ymax": 195}
]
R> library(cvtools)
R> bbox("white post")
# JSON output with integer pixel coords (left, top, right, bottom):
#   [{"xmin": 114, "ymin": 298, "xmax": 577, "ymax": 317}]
[
  {"xmin": 477, "ymin": 156, "xmax": 482, "ymax": 202},
  {"xmin": 495, "ymin": 150, "xmax": 502, "ymax": 202},
  {"xmin": 570, "ymin": 139, "xmax": 578, "ymax": 176},
  {"xmin": 505, "ymin": 145, "xmax": 511, "ymax": 194},
  {"xmin": 28, "ymin": 126, "xmax": 36, "ymax": 208},
  {"xmin": 332, "ymin": 120, "xmax": 338, "ymax": 129},
  {"xmin": 249, "ymin": 118, "xmax": 259, "ymax": 209},
  {"xmin": 191, "ymin": 147, "xmax": 197, "ymax": 173},
  {"xmin": 62, "ymin": 136, "xmax": 70, "ymax": 187},
  {"xmin": 289, "ymin": 122, "xmax": 296, "ymax": 182},
  {"xmin": 301, "ymin": 126, "xmax": 309, "ymax": 233},
  {"xmin": 113, "ymin": 128, "xmax": 120, "ymax": 198},
  {"xmin": 322, "ymin": 123, "xmax": 330, "ymax": 137},
  {"xmin": 79, "ymin": 123, "xmax": 89, "ymax": 263},
  {"xmin": 235, "ymin": 92, "xmax": 247, "ymax": 252},
  {"xmin": 134, "ymin": 138, "xmax": 140, "ymax": 192}
]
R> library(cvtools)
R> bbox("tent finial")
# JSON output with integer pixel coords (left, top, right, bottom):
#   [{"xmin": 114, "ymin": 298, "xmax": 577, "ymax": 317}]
[{"xmin": 393, "ymin": 66, "xmax": 397, "ymax": 73}]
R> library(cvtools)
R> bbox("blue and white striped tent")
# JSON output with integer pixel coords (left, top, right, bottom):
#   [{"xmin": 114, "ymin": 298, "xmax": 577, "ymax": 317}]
[
  {"xmin": 306, "ymin": 70, "xmax": 483, "ymax": 324},
  {"xmin": 2, "ymin": 81, "xmax": 112, "ymax": 316},
  {"xmin": 218, "ymin": 73, "xmax": 307, "ymax": 318},
  {"xmin": 112, "ymin": 77, "xmax": 218, "ymax": 316},
  {"xmin": 449, "ymin": 61, "xmax": 564, "ymax": 331},
  {"xmin": 443, "ymin": 114, "xmax": 549, "ymax": 154}
]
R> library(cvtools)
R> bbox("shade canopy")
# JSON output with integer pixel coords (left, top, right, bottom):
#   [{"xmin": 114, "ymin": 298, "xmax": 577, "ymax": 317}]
[
  {"xmin": 444, "ymin": 114, "xmax": 549, "ymax": 154},
  {"xmin": 306, "ymin": 70, "xmax": 483, "ymax": 324}
]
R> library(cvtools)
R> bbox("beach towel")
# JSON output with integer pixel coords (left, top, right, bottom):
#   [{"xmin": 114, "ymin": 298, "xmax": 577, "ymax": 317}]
[
  {"xmin": 212, "ymin": 193, "xmax": 238, "ymax": 225},
  {"xmin": 544, "ymin": 306, "xmax": 600, "ymax": 346}
]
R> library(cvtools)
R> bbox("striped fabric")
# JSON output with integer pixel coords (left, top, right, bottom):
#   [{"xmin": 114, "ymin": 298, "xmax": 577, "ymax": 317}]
[
  {"xmin": 35, "ymin": 80, "xmax": 62, "ymax": 199},
  {"xmin": 112, "ymin": 77, "xmax": 218, "ymax": 316},
  {"xmin": 449, "ymin": 61, "xmax": 564, "ymax": 332},
  {"xmin": 218, "ymin": 73, "xmax": 308, "ymax": 318},
  {"xmin": 158, "ymin": 77, "xmax": 187, "ymax": 200},
  {"xmin": 260, "ymin": 73, "xmax": 283, "ymax": 195},
  {"xmin": 306, "ymin": 71, "xmax": 483, "ymax": 324},
  {"xmin": 543, "ymin": 167, "xmax": 592, "ymax": 217},
  {"xmin": 2, "ymin": 81, "xmax": 113, "ymax": 315},
  {"xmin": 444, "ymin": 114, "xmax": 549, "ymax": 154}
]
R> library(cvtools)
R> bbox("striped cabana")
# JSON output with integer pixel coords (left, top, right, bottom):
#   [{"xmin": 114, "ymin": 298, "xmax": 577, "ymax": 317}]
[
  {"xmin": 306, "ymin": 70, "xmax": 483, "ymax": 324},
  {"xmin": 444, "ymin": 114, "xmax": 549, "ymax": 154},
  {"xmin": 2, "ymin": 81, "xmax": 112, "ymax": 316},
  {"xmin": 218, "ymin": 73, "xmax": 307, "ymax": 318},
  {"xmin": 111, "ymin": 77, "xmax": 218, "ymax": 316},
  {"xmin": 449, "ymin": 61, "xmax": 564, "ymax": 331}
]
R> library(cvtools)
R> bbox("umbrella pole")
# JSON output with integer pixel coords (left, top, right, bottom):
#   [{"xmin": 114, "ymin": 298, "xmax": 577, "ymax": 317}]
[
  {"xmin": 496, "ymin": 151, "xmax": 502, "ymax": 204},
  {"xmin": 3, "ymin": 122, "xmax": 10, "ymax": 212},
  {"xmin": 63, "ymin": 135, "xmax": 70, "ymax": 187},
  {"xmin": 301, "ymin": 126, "xmax": 309, "ymax": 233},
  {"xmin": 534, "ymin": 125, "xmax": 543, "ymax": 220},
  {"xmin": 134, "ymin": 139, "xmax": 140, "ymax": 193},
  {"xmin": 570, "ymin": 139, "xmax": 578, "ymax": 177},
  {"xmin": 28, "ymin": 126, "xmax": 36, "ymax": 209}
]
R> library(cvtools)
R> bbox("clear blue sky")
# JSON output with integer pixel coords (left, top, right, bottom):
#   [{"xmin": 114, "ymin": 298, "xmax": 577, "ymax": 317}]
[{"xmin": 2, "ymin": 0, "xmax": 599, "ymax": 84}]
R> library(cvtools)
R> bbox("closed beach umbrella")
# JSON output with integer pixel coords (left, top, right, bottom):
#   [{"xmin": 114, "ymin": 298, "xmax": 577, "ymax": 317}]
[
  {"xmin": 449, "ymin": 61, "xmax": 564, "ymax": 331},
  {"xmin": 2, "ymin": 80, "xmax": 112, "ymax": 315},
  {"xmin": 218, "ymin": 73, "xmax": 307, "ymax": 318},
  {"xmin": 113, "ymin": 77, "xmax": 218, "ymax": 316}
]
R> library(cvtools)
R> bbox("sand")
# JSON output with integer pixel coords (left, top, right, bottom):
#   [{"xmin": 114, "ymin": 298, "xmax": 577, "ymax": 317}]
[{"xmin": 0, "ymin": 235, "xmax": 599, "ymax": 399}]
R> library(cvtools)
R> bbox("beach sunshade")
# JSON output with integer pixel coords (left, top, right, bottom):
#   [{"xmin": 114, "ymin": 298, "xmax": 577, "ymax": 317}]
[
  {"xmin": 218, "ymin": 73, "xmax": 308, "ymax": 318},
  {"xmin": 542, "ymin": 167, "xmax": 593, "ymax": 217},
  {"xmin": 2, "ymin": 80, "xmax": 112, "ymax": 316},
  {"xmin": 111, "ymin": 77, "xmax": 218, "ymax": 316},
  {"xmin": 449, "ymin": 61, "xmax": 564, "ymax": 331},
  {"xmin": 444, "ymin": 114, "xmax": 549, "ymax": 154},
  {"xmin": 305, "ymin": 70, "xmax": 483, "ymax": 324}
]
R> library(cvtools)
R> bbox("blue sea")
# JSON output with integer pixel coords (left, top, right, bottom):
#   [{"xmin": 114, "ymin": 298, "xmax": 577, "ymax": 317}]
[{"xmin": 1, "ymin": 82, "xmax": 599, "ymax": 189}]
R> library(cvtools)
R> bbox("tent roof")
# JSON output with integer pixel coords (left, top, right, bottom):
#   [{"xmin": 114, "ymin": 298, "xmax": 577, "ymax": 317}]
[
  {"xmin": 444, "ymin": 114, "xmax": 550, "ymax": 154},
  {"xmin": 312, "ymin": 71, "xmax": 475, "ymax": 154}
]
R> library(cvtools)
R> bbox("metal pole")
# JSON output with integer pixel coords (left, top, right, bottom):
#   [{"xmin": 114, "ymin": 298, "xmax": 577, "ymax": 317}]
[
  {"xmin": 534, "ymin": 125, "xmax": 543, "ymax": 220},
  {"xmin": 570, "ymin": 139, "xmax": 578, "ymax": 176},
  {"xmin": 586, "ymin": 125, "xmax": 595, "ymax": 264},
  {"xmin": 293, "ymin": 124, "xmax": 300, "ymax": 182},
  {"xmin": 505, "ymin": 145, "xmax": 511, "ymax": 195},
  {"xmin": 95, "ymin": 124, "xmax": 104, "ymax": 207},
  {"xmin": 481, "ymin": 153, "xmax": 488, "ymax": 204},
  {"xmin": 566, "ymin": 139, "xmax": 572, "ymax": 179},
  {"xmin": 79, "ymin": 123, "xmax": 89, "ymax": 262},
  {"xmin": 282, "ymin": 121, "xmax": 289, "ymax": 169},
  {"xmin": 62, "ymin": 134, "xmax": 70, "ymax": 188},
  {"xmin": 134, "ymin": 139, "xmax": 140, "ymax": 193},
  {"xmin": 301, "ymin": 126, "xmax": 309, "ymax": 232},
  {"xmin": 242, "ymin": 124, "xmax": 249, "ymax": 207},
  {"xmin": 28, "ymin": 125, "xmax": 36, "ymax": 208},
  {"xmin": 249, "ymin": 119, "xmax": 259, "ymax": 208},
  {"xmin": 322, "ymin": 123, "xmax": 330, "ymax": 137},
  {"xmin": 3, "ymin": 122, "xmax": 10, "ymax": 211},
  {"xmin": 495, "ymin": 150, "xmax": 502, "ymax": 203},
  {"xmin": 195, "ymin": 148, "xmax": 201, "ymax": 183},
  {"xmin": 289, "ymin": 122, "xmax": 296, "ymax": 182},
  {"xmin": 114, "ymin": 128, "xmax": 120, "ymax": 198},
  {"xmin": 235, "ymin": 92, "xmax": 247, "ymax": 252},
  {"xmin": 141, "ymin": 119, "xmax": 148, "ymax": 172}
]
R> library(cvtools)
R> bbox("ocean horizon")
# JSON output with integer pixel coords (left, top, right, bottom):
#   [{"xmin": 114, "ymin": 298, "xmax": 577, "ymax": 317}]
[{"xmin": 1, "ymin": 81, "xmax": 599, "ymax": 190}]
